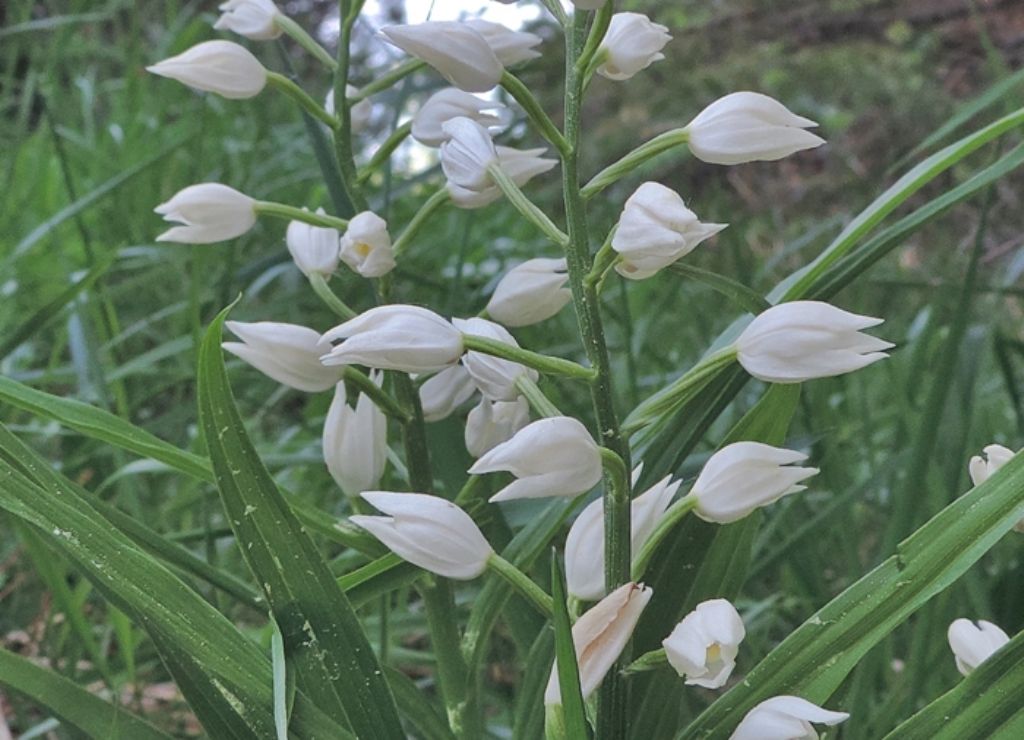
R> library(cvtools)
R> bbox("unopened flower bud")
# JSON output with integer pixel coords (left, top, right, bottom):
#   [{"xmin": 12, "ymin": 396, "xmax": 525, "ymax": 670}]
[
  {"xmin": 323, "ymin": 379, "xmax": 387, "ymax": 496},
  {"xmin": 455, "ymin": 317, "xmax": 538, "ymax": 401},
  {"xmin": 685, "ymin": 92, "xmax": 825, "ymax": 166},
  {"xmin": 544, "ymin": 583, "xmax": 652, "ymax": 704},
  {"xmin": 147, "ymin": 40, "xmax": 267, "ymax": 99},
  {"xmin": 691, "ymin": 442, "xmax": 817, "ymax": 524},
  {"xmin": 412, "ymin": 88, "xmax": 503, "ymax": 147},
  {"xmin": 380, "ymin": 22, "xmax": 504, "ymax": 93},
  {"xmin": 320, "ymin": 305, "xmax": 464, "ymax": 374},
  {"xmin": 663, "ymin": 599, "xmax": 745, "ymax": 689},
  {"xmin": 352, "ymin": 492, "xmax": 493, "ymax": 580},
  {"xmin": 465, "ymin": 397, "xmax": 530, "ymax": 458},
  {"xmin": 286, "ymin": 208, "xmax": 339, "ymax": 278},
  {"xmin": 213, "ymin": 0, "xmax": 283, "ymax": 40},
  {"xmin": 947, "ymin": 618, "xmax": 1009, "ymax": 676},
  {"xmin": 420, "ymin": 365, "xmax": 477, "ymax": 422},
  {"xmin": 735, "ymin": 301, "xmax": 892, "ymax": 384},
  {"xmin": 223, "ymin": 321, "xmax": 341, "ymax": 392},
  {"xmin": 339, "ymin": 211, "xmax": 396, "ymax": 278},
  {"xmin": 465, "ymin": 19, "xmax": 542, "ymax": 66},
  {"xmin": 486, "ymin": 258, "xmax": 571, "ymax": 327},
  {"xmin": 612, "ymin": 182, "xmax": 726, "ymax": 279},
  {"xmin": 154, "ymin": 183, "xmax": 257, "ymax": 244},
  {"xmin": 731, "ymin": 696, "xmax": 848, "ymax": 740},
  {"xmin": 469, "ymin": 416, "xmax": 602, "ymax": 502},
  {"xmin": 597, "ymin": 13, "xmax": 671, "ymax": 81}
]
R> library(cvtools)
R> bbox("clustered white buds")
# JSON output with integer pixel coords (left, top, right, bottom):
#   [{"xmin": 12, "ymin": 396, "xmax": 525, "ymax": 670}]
[
  {"xmin": 412, "ymin": 88, "xmax": 504, "ymax": 147},
  {"xmin": 947, "ymin": 618, "xmax": 1009, "ymax": 676},
  {"xmin": 597, "ymin": 13, "xmax": 671, "ymax": 81},
  {"xmin": 731, "ymin": 696, "xmax": 849, "ymax": 740},
  {"xmin": 663, "ymin": 599, "xmax": 745, "ymax": 689},
  {"xmin": 147, "ymin": 41, "xmax": 267, "ymax": 99},
  {"xmin": 222, "ymin": 320, "xmax": 341, "ymax": 392},
  {"xmin": 213, "ymin": 0, "xmax": 283, "ymax": 41},
  {"xmin": 339, "ymin": 211, "xmax": 396, "ymax": 278},
  {"xmin": 544, "ymin": 583, "xmax": 652, "ymax": 705},
  {"xmin": 380, "ymin": 23, "xmax": 504, "ymax": 93},
  {"xmin": 486, "ymin": 258, "xmax": 571, "ymax": 327},
  {"xmin": 419, "ymin": 365, "xmax": 477, "ymax": 422},
  {"xmin": 470, "ymin": 416, "xmax": 603, "ymax": 502},
  {"xmin": 326, "ymin": 86, "xmax": 374, "ymax": 133},
  {"xmin": 286, "ymin": 209, "xmax": 339, "ymax": 278},
  {"xmin": 320, "ymin": 305, "xmax": 464, "ymax": 373},
  {"xmin": 465, "ymin": 397, "xmax": 530, "ymax": 458},
  {"xmin": 690, "ymin": 442, "xmax": 818, "ymax": 524},
  {"xmin": 565, "ymin": 474, "xmax": 679, "ymax": 601},
  {"xmin": 154, "ymin": 183, "xmax": 256, "ymax": 244},
  {"xmin": 736, "ymin": 301, "xmax": 892, "ymax": 384},
  {"xmin": 352, "ymin": 492, "xmax": 493, "ymax": 580},
  {"xmin": 323, "ymin": 379, "xmax": 387, "ymax": 497},
  {"xmin": 455, "ymin": 317, "xmax": 538, "ymax": 401},
  {"xmin": 612, "ymin": 182, "xmax": 727, "ymax": 280},
  {"xmin": 685, "ymin": 91, "xmax": 826, "ymax": 166}
]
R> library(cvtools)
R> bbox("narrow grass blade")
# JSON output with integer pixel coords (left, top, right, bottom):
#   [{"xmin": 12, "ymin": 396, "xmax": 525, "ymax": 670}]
[
  {"xmin": 550, "ymin": 552, "xmax": 589, "ymax": 739},
  {"xmin": 197, "ymin": 305, "xmax": 404, "ymax": 737},
  {"xmin": 271, "ymin": 620, "xmax": 294, "ymax": 740},
  {"xmin": 667, "ymin": 263, "xmax": 771, "ymax": 314}
]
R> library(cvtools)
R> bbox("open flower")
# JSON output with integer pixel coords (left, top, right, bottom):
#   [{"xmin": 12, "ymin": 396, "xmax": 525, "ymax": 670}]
[
  {"xmin": 454, "ymin": 317, "xmax": 538, "ymax": 401},
  {"xmin": 565, "ymin": 474, "xmax": 680, "ymax": 601},
  {"xmin": 736, "ymin": 301, "xmax": 892, "ymax": 384},
  {"xmin": 469, "ymin": 416, "xmax": 602, "ymax": 502},
  {"xmin": 147, "ymin": 40, "xmax": 267, "ymax": 99},
  {"xmin": 420, "ymin": 365, "xmax": 477, "ymax": 422},
  {"xmin": 465, "ymin": 397, "xmax": 530, "ymax": 458},
  {"xmin": 286, "ymin": 209, "xmax": 339, "ymax": 278},
  {"xmin": 213, "ymin": 0, "xmax": 283, "ymax": 40},
  {"xmin": 320, "ymin": 305, "xmax": 464, "ymax": 373},
  {"xmin": 597, "ymin": 13, "xmax": 671, "ymax": 81},
  {"xmin": 544, "ymin": 583, "xmax": 652, "ymax": 704},
  {"xmin": 223, "ymin": 321, "xmax": 341, "ymax": 392},
  {"xmin": 612, "ymin": 182, "xmax": 726, "ymax": 279},
  {"xmin": 351, "ymin": 492, "xmax": 493, "ymax": 580},
  {"xmin": 155, "ymin": 183, "xmax": 256, "ymax": 244},
  {"xmin": 731, "ymin": 696, "xmax": 849, "ymax": 740},
  {"xmin": 690, "ymin": 442, "xmax": 818, "ymax": 524},
  {"xmin": 486, "ymin": 258, "xmax": 571, "ymax": 327},
  {"xmin": 663, "ymin": 599, "xmax": 745, "ymax": 689},
  {"xmin": 380, "ymin": 22, "xmax": 503, "ymax": 93},
  {"xmin": 412, "ymin": 88, "xmax": 504, "ymax": 147},
  {"xmin": 339, "ymin": 211, "xmax": 396, "ymax": 278},
  {"xmin": 685, "ymin": 92, "xmax": 826, "ymax": 166},
  {"xmin": 947, "ymin": 618, "xmax": 1009, "ymax": 676},
  {"xmin": 323, "ymin": 379, "xmax": 387, "ymax": 497}
]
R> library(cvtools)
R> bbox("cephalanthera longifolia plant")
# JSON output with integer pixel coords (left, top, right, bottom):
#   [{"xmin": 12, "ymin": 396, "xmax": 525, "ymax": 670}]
[{"xmin": 5, "ymin": 0, "xmax": 1024, "ymax": 738}]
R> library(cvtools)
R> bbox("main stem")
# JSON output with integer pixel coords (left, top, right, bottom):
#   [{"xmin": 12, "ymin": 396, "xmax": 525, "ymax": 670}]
[{"xmin": 561, "ymin": 12, "xmax": 631, "ymax": 739}]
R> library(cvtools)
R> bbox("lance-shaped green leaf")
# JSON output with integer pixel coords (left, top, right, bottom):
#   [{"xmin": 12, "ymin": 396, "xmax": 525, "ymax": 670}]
[
  {"xmin": 197, "ymin": 305, "xmax": 403, "ymax": 738},
  {"xmin": 882, "ymin": 629, "xmax": 1024, "ymax": 739},
  {"xmin": 681, "ymin": 450, "xmax": 1024, "ymax": 738}
]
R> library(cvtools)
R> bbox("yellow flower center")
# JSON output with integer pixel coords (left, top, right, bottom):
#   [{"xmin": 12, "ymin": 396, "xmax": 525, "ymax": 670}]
[{"xmin": 354, "ymin": 242, "xmax": 372, "ymax": 257}]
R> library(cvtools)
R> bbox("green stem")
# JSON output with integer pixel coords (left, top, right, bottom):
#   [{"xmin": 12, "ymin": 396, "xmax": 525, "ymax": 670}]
[
  {"xmin": 623, "ymin": 647, "xmax": 668, "ymax": 675},
  {"xmin": 274, "ymin": 15, "xmax": 338, "ymax": 70},
  {"xmin": 265, "ymin": 72, "xmax": 338, "ymax": 128},
  {"xmin": 515, "ymin": 375, "xmax": 562, "ymax": 418},
  {"xmin": 462, "ymin": 335, "xmax": 596, "ymax": 381},
  {"xmin": 500, "ymin": 71, "xmax": 570, "ymax": 156},
  {"xmin": 421, "ymin": 578, "xmax": 471, "ymax": 734},
  {"xmin": 583, "ymin": 232, "xmax": 618, "ymax": 290},
  {"xmin": 357, "ymin": 121, "xmax": 413, "ymax": 184},
  {"xmin": 575, "ymin": 2, "xmax": 613, "ymax": 76},
  {"xmin": 333, "ymin": 8, "xmax": 368, "ymax": 212},
  {"xmin": 581, "ymin": 129, "xmax": 690, "ymax": 200},
  {"xmin": 352, "ymin": 59, "xmax": 426, "ymax": 101},
  {"xmin": 631, "ymin": 496, "xmax": 698, "ymax": 580},
  {"xmin": 561, "ymin": 12, "xmax": 632, "ymax": 739},
  {"xmin": 540, "ymin": 0, "xmax": 568, "ymax": 26},
  {"xmin": 487, "ymin": 164, "xmax": 569, "ymax": 246},
  {"xmin": 254, "ymin": 201, "xmax": 349, "ymax": 230},
  {"xmin": 307, "ymin": 272, "xmax": 356, "ymax": 319},
  {"xmin": 392, "ymin": 188, "xmax": 451, "ymax": 257},
  {"xmin": 342, "ymin": 367, "xmax": 409, "ymax": 422},
  {"xmin": 487, "ymin": 555, "xmax": 554, "ymax": 616}
]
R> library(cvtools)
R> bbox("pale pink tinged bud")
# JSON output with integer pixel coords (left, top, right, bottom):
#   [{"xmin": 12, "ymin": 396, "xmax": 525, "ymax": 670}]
[
  {"xmin": 339, "ymin": 211, "xmax": 396, "ymax": 278},
  {"xmin": 286, "ymin": 208, "xmax": 340, "ymax": 277},
  {"xmin": 486, "ymin": 257, "xmax": 571, "ymax": 327},
  {"xmin": 154, "ymin": 183, "xmax": 256, "ymax": 244},
  {"xmin": 454, "ymin": 317, "xmax": 538, "ymax": 401},
  {"xmin": 222, "ymin": 320, "xmax": 341, "ymax": 392},
  {"xmin": 947, "ymin": 618, "xmax": 1010, "ymax": 676},
  {"xmin": 379, "ymin": 22, "xmax": 504, "ymax": 93},
  {"xmin": 465, "ymin": 397, "xmax": 530, "ymax": 458},
  {"xmin": 597, "ymin": 13, "xmax": 671, "ymax": 81},
  {"xmin": 419, "ymin": 365, "xmax": 477, "ymax": 422},
  {"xmin": 731, "ymin": 696, "xmax": 849, "ymax": 740},
  {"xmin": 213, "ymin": 0, "xmax": 283, "ymax": 41},
  {"xmin": 663, "ymin": 599, "xmax": 745, "ymax": 689},
  {"xmin": 147, "ymin": 40, "xmax": 267, "ymax": 99},
  {"xmin": 323, "ymin": 378, "xmax": 387, "ymax": 497}
]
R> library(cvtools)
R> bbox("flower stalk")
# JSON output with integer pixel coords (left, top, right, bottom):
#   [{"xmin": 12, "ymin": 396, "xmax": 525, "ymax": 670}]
[
  {"xmin": 487, "ymin": 554, "xmax": 554, "ymax": 616},
  {"xmin": 307, "ymin": 272, "xmax": 356, "ymax": 320},
  {"xmin": 499, "ymin": 71, "xmax": 570, "ymax": 156},
  {"xmin": 274, "ymin": 14, "xmax": 338, "ymax": 70},
  {"xmin": 487, "ymin": 164, "xmax": 569, "ymax": 246},
  {"xmin": 462, "ymin": 335, "xmax": 596, "ymax": 381},
  {"xmin": 254, "ymin": 201, "xmax": 349, "ymax": 230},
  {"xmin": 630, "ymin": 495, "xmax": 698, "ymax": 580},
  {"xmin": 265, "ymin": 71, "xmax": 338, "ymax": 128}
]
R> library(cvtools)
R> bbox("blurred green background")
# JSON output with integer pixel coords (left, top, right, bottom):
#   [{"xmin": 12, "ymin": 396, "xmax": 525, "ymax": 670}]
[{"xmin": 2, "ymin": 0, "xmax": 1024, "ymax": 736}]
